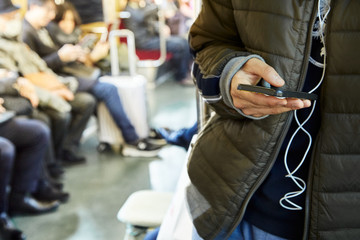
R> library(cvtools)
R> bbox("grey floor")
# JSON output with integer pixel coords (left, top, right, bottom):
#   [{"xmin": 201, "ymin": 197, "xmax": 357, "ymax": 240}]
[{"xmin": 12, "ymin": 79, "xmax": 197, "ymax": 240}]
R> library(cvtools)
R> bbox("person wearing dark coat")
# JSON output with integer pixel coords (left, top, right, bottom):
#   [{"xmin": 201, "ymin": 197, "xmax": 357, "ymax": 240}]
[{"xmin": 0, "ymin": 101, "xmax": 60, "ymax": 240}]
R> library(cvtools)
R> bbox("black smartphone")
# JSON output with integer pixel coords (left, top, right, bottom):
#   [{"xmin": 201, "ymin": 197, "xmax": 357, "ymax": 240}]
[
  {"xmin": 79, "ymin": 34, "xmax": 98, "ymax": 49},
  {"xmin": 99, "ymin": 31, "xmax": 109, "ymax": 43},
  {"xmin": 237, "ymin": 84, "xmax": 318, "ymax": 101}
]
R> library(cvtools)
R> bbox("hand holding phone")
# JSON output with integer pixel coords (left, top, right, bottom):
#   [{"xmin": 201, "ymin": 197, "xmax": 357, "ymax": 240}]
[
  {"xmin": 237, "ymin": 84, "xmax": 318, "ymax": 101},
  {"xmin": 230, "ymin": 58, "xmax": 311, "ymax": 117},
  {"xmin": 79, "ymin": 34, "xmax": 98, "ymax": 49}
]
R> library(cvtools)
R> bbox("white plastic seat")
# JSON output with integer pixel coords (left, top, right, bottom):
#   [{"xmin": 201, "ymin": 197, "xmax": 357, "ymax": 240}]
[{"xmin": 117, "ymin": 190, "xmax": 173, "ymax": 240}]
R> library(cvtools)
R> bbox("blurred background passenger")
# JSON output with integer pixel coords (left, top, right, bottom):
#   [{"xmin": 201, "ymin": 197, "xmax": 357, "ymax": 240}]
[
  {"xmin": 123, "ymin": 0, "xmax": 193, "ymax": 86},
  {"xmin": 0, "ymin": 69, "xmax": 70, "ymax": 204},
  {"xmin": 46, "ymin": 1, "xmax": 110, "ymax": 73},
  {"xmin": 23, "ymin": 0, "xmax": 165, "ymax": 157},
  {"xmin": 163, "ymin": 0, "xmax": 193, "ymax": 38},
  {"xmin": 0, "ymin": 0, "xmax": 96, "ymax": 166},
  {"xmin": 0, "ymin": 99, "xmax": 60, "ymax": 240}
]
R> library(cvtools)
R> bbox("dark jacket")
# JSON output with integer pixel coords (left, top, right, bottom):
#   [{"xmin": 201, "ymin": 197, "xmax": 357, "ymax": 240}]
[
  {"xmin": 22, "ymin": 19, "xmax": 65, "ymax": 73},
  {"xmin": 123, "ymin": 3, "xmax": 159, "ymax": 48},
  {"xmin": 21, "ymin": 19, "xmax": 99, "ymax": 92},
  {"xmin": 187, "ymin": 0, "xmax": 360, "ymax": 239}
]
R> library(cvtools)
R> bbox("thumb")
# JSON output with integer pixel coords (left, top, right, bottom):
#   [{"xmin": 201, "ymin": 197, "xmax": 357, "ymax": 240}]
[{"xmin": 246, "ymin": 58, "xmax": 285, "ymax": 87}]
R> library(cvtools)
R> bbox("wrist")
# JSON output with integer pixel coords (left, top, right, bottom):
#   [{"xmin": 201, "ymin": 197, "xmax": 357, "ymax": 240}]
[{"xmin": 220, "ymin": 55, "xmax": 267, "ymax": 120}]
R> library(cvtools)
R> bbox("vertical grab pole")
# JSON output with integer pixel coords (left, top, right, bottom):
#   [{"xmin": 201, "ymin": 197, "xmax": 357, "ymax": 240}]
[
  {"xmin": 193, "ymin": 0, "xmax": 211, "ymax": 131},
  {"xmin": 196, "ymin": 87, "xmax": 212, "ymax": 131}
]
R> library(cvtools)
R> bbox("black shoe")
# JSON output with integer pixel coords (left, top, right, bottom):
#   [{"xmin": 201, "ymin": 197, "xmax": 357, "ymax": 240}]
[
  {"xmin": 47, "ymin": 162, "xmax": 65, "ymax": 179},
  {"xmin": 0, "ymin": 212, "xmax": 25, "ymax": 240},
  {"xmin": 32, "ymin": 180, "xmax": 69, "ymax": 203},
  {"xmin": 122, "ymin": 138, "xmax": 163, "ymax": 158},
  {"xmin": 148, "ymin": 128, "xmax": 167, "ymax": 146},
  {"xmin": 46, "ymin": 177, "xmax": 64, "ymax": 191},
  {"xmin": 8, "ymin": 193, "xmax": 59, "ymax": 216},
  {"xmin": 61, "ymin": 150, "xmax": 86, "ymax": 166}
]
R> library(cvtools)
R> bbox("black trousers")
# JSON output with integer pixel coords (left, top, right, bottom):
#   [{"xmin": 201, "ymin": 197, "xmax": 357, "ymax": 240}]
[
  {"xmin": 34, "ymin": 92, "xmax": 96, "ymax": 158},
  {"xmin": 0, "ymin": 118, "xmax": 50, "ymax": 212},
  {"xmin": 64, "ymin": 92, "xmax": 96, "ymax": 153}
]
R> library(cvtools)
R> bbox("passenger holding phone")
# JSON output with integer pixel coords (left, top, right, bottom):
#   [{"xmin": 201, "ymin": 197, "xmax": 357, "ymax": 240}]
[
  {"xmin": 23, "ymin": 0, "xmax": 165, "ymax": 157},
  {"xmin": 187, "ymin": 1, "xmax": 360, "ymax": 240},
  {"xmin": 46, "ymin": 1, "xmax": 109, "ymax": 68},
  {"xmin": 0, "ymin": 0, "xmax": 96, "ymax": 166},
  {"xmin": 124, "ymin": 0, "xmax": 194, "ymax": 86}
]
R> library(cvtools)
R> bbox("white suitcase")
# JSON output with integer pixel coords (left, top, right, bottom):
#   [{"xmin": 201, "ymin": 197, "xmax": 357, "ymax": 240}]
[{"xmin": 97, "ymin": 29, "xmax": 149, "ymax": 152}]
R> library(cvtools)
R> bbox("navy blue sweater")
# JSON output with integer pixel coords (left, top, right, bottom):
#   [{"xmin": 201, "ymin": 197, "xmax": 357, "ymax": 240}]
[{"xmin": 244, "ymin": 38, "xmax": 323, "ymax": 239}]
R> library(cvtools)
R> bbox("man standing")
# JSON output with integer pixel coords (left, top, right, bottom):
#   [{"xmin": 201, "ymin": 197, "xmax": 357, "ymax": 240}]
[{"xmin": 187, "ymin": 0, "xmax": 360, "ymax": 239}]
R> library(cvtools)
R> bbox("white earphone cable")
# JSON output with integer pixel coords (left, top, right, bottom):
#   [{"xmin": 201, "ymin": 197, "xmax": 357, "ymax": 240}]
[{"xmin": 279, "ymin": 2, "xmax": 330, "ymax": 211}]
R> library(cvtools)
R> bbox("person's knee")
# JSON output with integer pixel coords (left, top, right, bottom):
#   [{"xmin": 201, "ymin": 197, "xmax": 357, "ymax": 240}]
[
  {"xmin": 105, "ymin": 84, "xmax": 118, "ymax": 95},
  {"xmin": 91, "ymin": 82, "xmax": 117, "ymax": 101},
  {"xmin": 37, "ymin": 120, "xmax": 51, "ymax": 140},
  {"xmin": 102, "ymin": 84, "xmax": 119, "ymax": 103},
  {"xmin": 41, "ymin": 109, "xmax": 71, "ymax": 133},
  {"xmin": 0, "ymin": 138, "xmax": 15, "ymax": 170},
  {"xmin": 52, "ymin": 110, "xmax": 71, "ymax": 125},
  {"xmin": 73, "ymin": 92, "xmax": 97, "ymax": 113},
  {"xmin": 28, "ymin": 120, "xmax": 51, "ymax": 144},
  {"xmin": 32, "ymin": 109, "xmax": 51, "ymax": 126}
]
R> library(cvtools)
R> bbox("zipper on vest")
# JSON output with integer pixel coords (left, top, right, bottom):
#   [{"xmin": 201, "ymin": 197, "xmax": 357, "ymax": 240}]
[{"xmin": 301, "ymin": 1, "xmax": 321, "ymax": 239}]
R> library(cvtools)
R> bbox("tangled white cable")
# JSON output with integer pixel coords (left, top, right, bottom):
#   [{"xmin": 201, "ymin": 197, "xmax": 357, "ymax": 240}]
[{"xmin": 279, "ymin": 0, "xmax": 330, "ymax": 211}]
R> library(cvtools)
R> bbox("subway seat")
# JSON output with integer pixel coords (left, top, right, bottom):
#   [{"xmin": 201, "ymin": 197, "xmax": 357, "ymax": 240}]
[{"xmin": 117, "ymin": 190, "xmax": 173, "ymax": 240}]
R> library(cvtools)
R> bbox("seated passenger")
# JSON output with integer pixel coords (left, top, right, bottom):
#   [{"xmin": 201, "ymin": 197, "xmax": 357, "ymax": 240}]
[
  {"xmin": 0, "ymin": 70, "xmax": 70, "ymax": 203},
  {"xmin": 22, "ymin": 0, "xmax": 165, "ymax": 157},
  {"xmin": 123, "ymin": 0, "xmax": 193, "ymax": 86},
  {"xmin": 163, "ymin": 0, "xmax": 194, "ymax": 38},
  {"xmin": 46, "ymin": 1, "xmax": 111, "ymax": 74},
  {"xmin": 0, "ymin": 105, "xmax": 60, "ymax": 240},
  {"xmin": 0, "ymin": 1, "xmax": 96, "ymax": 165}
]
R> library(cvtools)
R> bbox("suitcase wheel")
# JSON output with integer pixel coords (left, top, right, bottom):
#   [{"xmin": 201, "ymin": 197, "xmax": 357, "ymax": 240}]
[{"xmin": 97, "ymin": 142, "xmax": 111, "ymax": 153}]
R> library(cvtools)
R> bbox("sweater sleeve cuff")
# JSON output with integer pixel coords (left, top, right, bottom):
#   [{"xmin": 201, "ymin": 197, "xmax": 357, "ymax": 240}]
[{"xmin": 220, "ymin": 55, "xmax": 268, "ymax": 120}]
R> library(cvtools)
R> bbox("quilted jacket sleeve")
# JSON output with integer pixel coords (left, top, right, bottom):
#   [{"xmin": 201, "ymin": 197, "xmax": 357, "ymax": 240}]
[{"xmin": 189, "ymin": 0, "xmax": 259, "ymax": 119}]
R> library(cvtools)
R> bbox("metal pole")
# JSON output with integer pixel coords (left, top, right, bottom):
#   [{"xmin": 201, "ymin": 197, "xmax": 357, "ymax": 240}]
[
  {"xmin": 193, "ymin": 0, "xmax": 211, "ymax": 131},
  {"xmin": 196, "ymin": 88, "xmax": 212, "ymax": 130}
]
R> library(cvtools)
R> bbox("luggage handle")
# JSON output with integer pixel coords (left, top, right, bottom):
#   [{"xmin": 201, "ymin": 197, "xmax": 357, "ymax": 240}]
[{"xmin": 109, "ymin": 29, "xmax": 137, "ymax": 76}]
